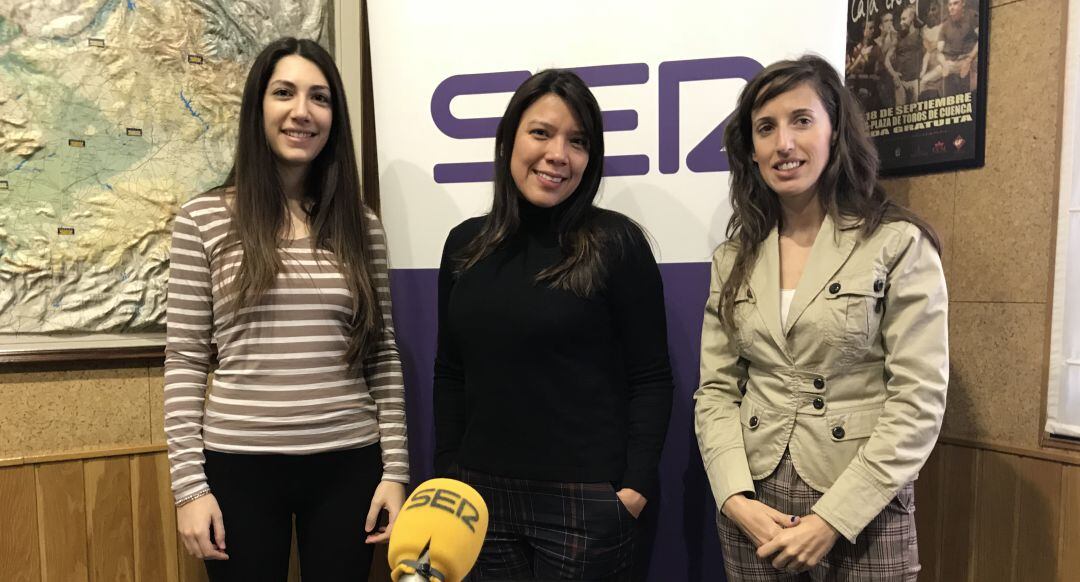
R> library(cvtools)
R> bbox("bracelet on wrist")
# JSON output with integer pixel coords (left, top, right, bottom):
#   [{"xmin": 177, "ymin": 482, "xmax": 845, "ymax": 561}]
[{"xmin": 175, "ymin": 489, "xmax": 211, "ymax": 508}]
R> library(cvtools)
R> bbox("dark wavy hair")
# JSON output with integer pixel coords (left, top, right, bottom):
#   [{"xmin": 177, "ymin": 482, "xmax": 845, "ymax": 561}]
[
  {"xmin": 221, "ymin": 37, "xmax": 382, "ymax": 365},
  {"xmin": 718, "ymin": 54, "xmax": 940, "ymax": 325},
  {"xmin": 454, "ymin": 69, "xmax": 627, "ymax": 297}
]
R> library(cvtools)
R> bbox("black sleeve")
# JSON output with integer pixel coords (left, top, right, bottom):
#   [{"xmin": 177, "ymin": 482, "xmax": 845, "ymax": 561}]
[
  {"xmin": 432, "ymin": 221, "xmax": 474, "ymax": 475},
  {"xmin": 608, "ymin": 223, "xmax": 674, "ymax": 501}
]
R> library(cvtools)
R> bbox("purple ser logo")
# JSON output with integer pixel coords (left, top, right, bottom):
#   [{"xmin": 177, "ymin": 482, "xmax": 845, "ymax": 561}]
[{"xmin": 430, "ymin": 56, "xmax": 762, "ymax": 183}]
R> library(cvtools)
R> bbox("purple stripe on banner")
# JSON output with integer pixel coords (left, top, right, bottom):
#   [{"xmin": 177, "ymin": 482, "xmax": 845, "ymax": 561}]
[
  {"xmin": 433, "ymin": 161, "xmax": 494, "ymax": 184},
  {"xmin": 568, "ymin": 62, "xmax": 650, "ymax": 86},
  {"xmin": 389, "ymin": 262, "xmax": 724, "ymax": 581},
  {"xmin": 604, "ymin": 154, "xmax": 650, "ymax": 177},
  {"xmin": 601, "ymin": 109, "xmax": 638, "ymax": 132}
]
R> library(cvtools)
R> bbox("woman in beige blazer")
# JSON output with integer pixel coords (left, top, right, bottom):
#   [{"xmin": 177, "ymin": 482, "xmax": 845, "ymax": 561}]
[{"xmin": 694, "ymin": 55, "xmax": 948, "ymax": 580}]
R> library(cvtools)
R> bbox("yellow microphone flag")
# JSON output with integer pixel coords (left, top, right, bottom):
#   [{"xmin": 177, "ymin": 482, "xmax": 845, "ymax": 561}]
[{"xmin": 388, "ymin": 478, "xmax": 489, "ymax": 582}]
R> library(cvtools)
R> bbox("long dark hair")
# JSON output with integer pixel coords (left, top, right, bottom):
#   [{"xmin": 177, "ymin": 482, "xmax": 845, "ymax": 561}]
[
  {"xmin": 223, "ymin": 37, "xmax": 382, "ymax": 365},
  {"xmin": 719, "ymin": 54, "xmax": 940, "ymax": 325},
  {"xmin": 454, "ymin": 69, "xmax": 630, "ymax": 297}
]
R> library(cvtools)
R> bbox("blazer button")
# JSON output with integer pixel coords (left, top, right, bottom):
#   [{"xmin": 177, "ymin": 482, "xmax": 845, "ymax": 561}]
[
  {"xmin": 832, "ymin": 426, "xmax": 845, "ymax": 439},
  {"xmin": 813, "ymin": 397, "xmax": 825, "ymax": 410},
  {"xmin": 874, "ymin": 279, "xmax": 884, "ymax": 292},
  {"xmin": 813, "ymin": 377, "xmax": 825, "ymax": 389},
  {"xmin": 829, "ymin": 282, "xmax": 842, "ymax": 294},
  {"xmin": 749, "ymin": 416, "xmax": 759, "ymax": 429}
]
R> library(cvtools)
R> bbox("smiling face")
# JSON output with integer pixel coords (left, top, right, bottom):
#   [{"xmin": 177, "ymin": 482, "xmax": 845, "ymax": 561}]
[
  {"xmin": 509, "ymin": 93, "xmax": 589, "ymax": 208},
  {"xmin": 262, "ymin": 54, "xmax": 332, "ymax": 170},
  {"xmin": 750, "ymin": 82, "xmax": 834, "ymax": 205}
]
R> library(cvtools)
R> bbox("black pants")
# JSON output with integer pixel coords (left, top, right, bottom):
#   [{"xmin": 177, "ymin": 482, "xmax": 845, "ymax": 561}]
[
  {"xmin": 458, "ymin": 467, "xmax": 636, "ymax": 581},
  {"xmin": 203, "ymin": 445, "xmax": 383, "ymax": 582}
]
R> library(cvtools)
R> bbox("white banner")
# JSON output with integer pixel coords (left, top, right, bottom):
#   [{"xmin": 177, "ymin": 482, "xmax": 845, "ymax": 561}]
[
  {"xmin": 368, "ymin": 0, "xmax": 846, "ymax": 269},
  {"xmin": 1046, "ymin": 0, "xmax": 1080, "ymax": 438}
]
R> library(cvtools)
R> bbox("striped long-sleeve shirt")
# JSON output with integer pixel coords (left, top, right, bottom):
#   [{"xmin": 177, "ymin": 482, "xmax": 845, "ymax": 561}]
[{"xmin": 164, "ymin": 192, "xmax": 409, "ymax": 503}]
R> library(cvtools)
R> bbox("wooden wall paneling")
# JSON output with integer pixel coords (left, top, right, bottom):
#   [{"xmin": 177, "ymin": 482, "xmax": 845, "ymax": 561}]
[
  {"xmin": 972, "ymin": 451, "xmax": 1020, "ymax": 582},
  {"xmin": 1012, "ymin": 456, "xmax": 1063, "ymax": 582},
  {"xmin": 36, "ymin": 460, "xmax": 89, "ymax": 582},
  {"xmin": 915, "ymin": 445, "xmax": 944, "ymax": 582},
  {"xmin": 1059, "ymin": 465, "xmax": 1080, "ymax": 581},
  {"xmin": 938, "ymin": 445, "xmax": 977, "ymax": 582},
  {"xmin": 84, "ymin": 457, "xmax": 136, "ymax": 582},
  {"xmin": 0, "ymin": 465, "xmax": 42, "ymax": 582},
  {"xmin": 176, "ymin": 534, "xmax": 209, "ymax": 582},
  {"xmin": 131, "ymin": 454, "xmax": 178, "ymax": 582}
]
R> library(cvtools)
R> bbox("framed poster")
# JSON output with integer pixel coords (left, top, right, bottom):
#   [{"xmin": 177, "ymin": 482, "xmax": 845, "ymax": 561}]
[{"xmin": 846, "ymin": 0, "xmax": 989, "ymax": 176}]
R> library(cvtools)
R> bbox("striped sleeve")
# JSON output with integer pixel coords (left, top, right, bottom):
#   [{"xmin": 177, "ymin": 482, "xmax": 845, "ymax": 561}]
[
  {"xmin": 363, "ymin": 211, "xmax": 410, "ymax": 483},
  {"xmin": 164, "ymin": 203, "xmax": 214, "ymax": 503}
]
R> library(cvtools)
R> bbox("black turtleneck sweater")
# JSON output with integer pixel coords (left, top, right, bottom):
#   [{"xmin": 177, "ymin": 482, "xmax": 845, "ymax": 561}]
[{"xmin": 433, "ymin": 202, "xmax": 673, "ymax": 501}]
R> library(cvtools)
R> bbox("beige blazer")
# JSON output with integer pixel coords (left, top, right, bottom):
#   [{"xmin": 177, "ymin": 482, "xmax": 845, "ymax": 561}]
[{"xmin": 694, "ymin": 215, "xmax": 948, "ymax": 543}]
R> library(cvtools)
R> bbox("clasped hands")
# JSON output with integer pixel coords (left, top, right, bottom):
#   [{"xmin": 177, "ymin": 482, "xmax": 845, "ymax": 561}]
[{"xmin": 721, "ymin": 494, "xmax": 841, "ymax": 573}]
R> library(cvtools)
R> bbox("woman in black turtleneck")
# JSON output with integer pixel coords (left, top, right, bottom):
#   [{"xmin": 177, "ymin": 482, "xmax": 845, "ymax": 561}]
[{"xmin": 433, "ymin": 69, "xmax": 673, "ymax": 581}]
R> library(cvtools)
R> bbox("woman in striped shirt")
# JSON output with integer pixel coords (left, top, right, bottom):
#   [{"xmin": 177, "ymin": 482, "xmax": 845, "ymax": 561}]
[{"xmin": 165, "ymin": 37, "xmax": 409, "ymax": 581}]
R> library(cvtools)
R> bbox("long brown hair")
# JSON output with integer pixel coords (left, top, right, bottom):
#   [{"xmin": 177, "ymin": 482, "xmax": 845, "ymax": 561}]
[
  {"xmin": 223, "ymin": 37, "xmax": 382, "ymax": 365},
  {"xmin": 455, "ymin": 69, "xmax": 638, "ymax": 297},
  {"xmin": 719, "ymin": 54, "xmax": 940, "ymax": 325}
]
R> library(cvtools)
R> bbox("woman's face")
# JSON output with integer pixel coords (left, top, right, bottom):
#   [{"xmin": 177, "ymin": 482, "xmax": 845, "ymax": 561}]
[
  {"xmin": 750, "ymin": 83, "xmax": 833, "ymax": 204},
  {"xmin": 509, "ymin": 93, "xmax": 589, "ymax": 208},
  {"xmin": 262, "ymin": 55, "xmax": 332, "ymax": 170}
]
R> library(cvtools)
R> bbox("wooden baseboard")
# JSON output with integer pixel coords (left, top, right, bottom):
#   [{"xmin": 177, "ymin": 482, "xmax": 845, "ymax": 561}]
[
  {"xmin": 0, "ymin": 443, "xmax": 167, "ymax": 468},
  {"xmin": 939, "ymin": 435, "xmax": 1080, "ymax": 466}
]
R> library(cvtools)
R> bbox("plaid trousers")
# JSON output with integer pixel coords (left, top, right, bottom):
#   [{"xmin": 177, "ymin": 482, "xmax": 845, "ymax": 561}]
[
  {"xmin": 457, "ymin": 467, "xmax": 636, "ymax": 581},
  {"xmin": 717, "ymin": 451, "xmax": 920, "ymax": 581}
]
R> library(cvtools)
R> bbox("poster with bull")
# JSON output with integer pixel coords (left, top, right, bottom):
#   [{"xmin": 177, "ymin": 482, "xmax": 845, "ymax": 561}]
[{"xmin": 846, "ymin": 0, "xmax": 988, "ymax": 175}]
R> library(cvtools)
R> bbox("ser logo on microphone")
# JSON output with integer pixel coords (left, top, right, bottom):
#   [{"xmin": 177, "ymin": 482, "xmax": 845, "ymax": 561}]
[{"xmin": 404, "ymin": 488, "xmax": 483, "ymax": 532}]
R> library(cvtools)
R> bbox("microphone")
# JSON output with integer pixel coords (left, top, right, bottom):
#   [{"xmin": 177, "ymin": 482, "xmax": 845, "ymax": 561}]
[{"xmin": 388, "ymin": 478, "xmax": 489, "ymax": 582}]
